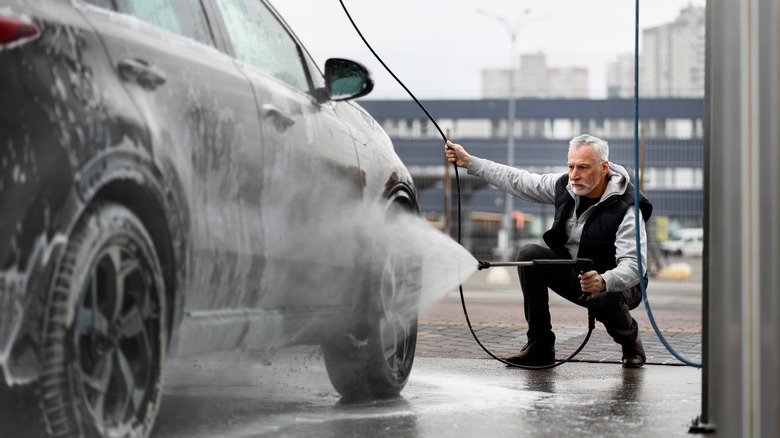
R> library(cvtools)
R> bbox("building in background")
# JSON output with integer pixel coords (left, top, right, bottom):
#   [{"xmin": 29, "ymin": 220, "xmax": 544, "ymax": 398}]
[
  {"xmin": 606, "ymin": 54, "xmax": 635, "ymax": 99},
  {"xmin": 481, "ymin": 53, "xmax": 589, "ymax": 99},
  {"xmin": 547, "ymin": 66, "xmax": 589, "ymax": 99},
  {"xmin": 640, "ymin": 4, "xmax": 705, "ymax": 97},
  {"xmin": 483, "ymin": 6, "xmax": 705, "ymax": 100},
  {"xmin": 480, "ymin": 69, "xmax": 511, "ymax": 100},
  {"xmin": 359, "ymin": 98, "xmax": 704, "ymax": 260}
]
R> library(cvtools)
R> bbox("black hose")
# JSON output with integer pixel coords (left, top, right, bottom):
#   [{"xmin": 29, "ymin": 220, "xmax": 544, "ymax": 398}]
[
  {"xmin": 459, "ymin": 287, "xmax": 596, "ymax": 369},
  {"xmin": 337, "ymin": 0, "xmax": 594, "ymax": 369}
]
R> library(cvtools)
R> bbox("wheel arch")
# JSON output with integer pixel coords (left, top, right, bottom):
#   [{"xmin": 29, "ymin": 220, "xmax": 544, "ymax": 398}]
[
  {"xmin": 383, "ymin": 180, "xmax": 419, "ymax": 214},
  {"xmin": 77, "ymin": 155, "xmax": 189, "ymax": 352}
]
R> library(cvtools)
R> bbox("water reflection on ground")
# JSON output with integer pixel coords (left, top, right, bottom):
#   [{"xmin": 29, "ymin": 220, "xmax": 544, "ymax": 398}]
[{"xmin": 151, "ymin": 349, "xmax": 701, "ymax": 437}]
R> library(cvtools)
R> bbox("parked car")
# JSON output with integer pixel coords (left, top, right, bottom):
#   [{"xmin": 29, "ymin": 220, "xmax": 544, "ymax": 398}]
[
  {"xmin": 660, "ymin": 228, "xmax": 704, "ymax": 257},
  {"xmin": 0, "ymin": 0, "xmax": 420, "ymax": 436}
]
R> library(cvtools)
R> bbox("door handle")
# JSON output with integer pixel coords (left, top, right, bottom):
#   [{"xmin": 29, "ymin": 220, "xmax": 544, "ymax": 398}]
[
  {"xmin": 261, "ymin": 103, "xmax": 295, "ymax": 130},
  {"xmin": 118, "ymin": 58, "xmax": 166, "ymax": 90}
]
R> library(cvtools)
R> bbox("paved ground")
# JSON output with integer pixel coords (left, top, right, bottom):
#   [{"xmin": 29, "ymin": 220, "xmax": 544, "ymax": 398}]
[
  {"xmin": 1, "ymin": 262, "xmax": 707, "ymax": 437},
  {"xmin": 416, "ymin": 267, "xmax": 703, "ymax": 366}
]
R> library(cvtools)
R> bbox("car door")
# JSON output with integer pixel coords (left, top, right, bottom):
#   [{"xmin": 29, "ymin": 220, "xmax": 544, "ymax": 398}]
[
  {"xmin": 211, "ymin": 0, "xmax": 364, "ymax": 310},
  {"xmin": 77, "ymin": 1, "xmax": 267, "ymax": 319}
]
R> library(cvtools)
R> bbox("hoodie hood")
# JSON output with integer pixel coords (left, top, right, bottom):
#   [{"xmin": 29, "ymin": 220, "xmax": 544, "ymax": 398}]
[{"xmin": 566, "ymin": 162, "xmax": 631, "ymax": 200}]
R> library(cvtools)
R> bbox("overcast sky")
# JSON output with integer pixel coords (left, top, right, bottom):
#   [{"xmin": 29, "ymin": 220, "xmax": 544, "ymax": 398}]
[{"xmin": 271, "ymin": 0, "xmax": 706, "ymax": 99}]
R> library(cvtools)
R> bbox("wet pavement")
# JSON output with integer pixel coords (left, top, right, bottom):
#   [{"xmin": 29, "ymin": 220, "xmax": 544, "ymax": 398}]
[
  {"xmin": 1, "ymin": 264, "xmax": 704, "ymax": 437},
  {"xmin": 152, "ymin": 348, "xmax": 702, "ymax": 438},
  {"xmin": 150, "ymin": 270, "xmax": 704, "ymax": 437}
]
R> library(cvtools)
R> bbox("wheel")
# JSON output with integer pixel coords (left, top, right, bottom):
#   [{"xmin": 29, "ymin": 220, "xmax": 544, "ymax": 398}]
[
  {"xmin": 40, "ymin": 203, "xmax": 167, "ymax": 438},
  {"xmin": 321, "ymin": 208, "xmax": 421, "ymax": 400}
]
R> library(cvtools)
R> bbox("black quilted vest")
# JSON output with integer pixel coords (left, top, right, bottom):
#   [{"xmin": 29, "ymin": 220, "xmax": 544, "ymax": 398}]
[{"xmin": 542, "ymin": 174, "xmax": 653, "ymax": 274}]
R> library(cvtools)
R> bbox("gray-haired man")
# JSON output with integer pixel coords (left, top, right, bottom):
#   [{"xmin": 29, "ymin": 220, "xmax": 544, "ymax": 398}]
[{"xmin": 445, "ymin": 134, "xmax": 651, "ymax": 368}]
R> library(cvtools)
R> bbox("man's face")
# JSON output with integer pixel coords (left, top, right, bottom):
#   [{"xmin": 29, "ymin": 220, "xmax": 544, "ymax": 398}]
[{"xmin": 567, "ymin": 144, "xmax": 609, "ymax": 197}]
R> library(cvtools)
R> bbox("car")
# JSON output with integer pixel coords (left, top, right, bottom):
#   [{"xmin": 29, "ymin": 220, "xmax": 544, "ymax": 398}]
[
  {"xmin": 659, "ymin": 228, "xmax": 704, "ymax": 257},
  {"xmin": 0, "ymin": 0, "xmax": 421, "ymax": 436}
]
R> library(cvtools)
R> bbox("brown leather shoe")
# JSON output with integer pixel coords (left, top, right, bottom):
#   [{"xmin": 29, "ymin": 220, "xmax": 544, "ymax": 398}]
[
  {"xmin": 621, "ymin": 335, "xmax": 646, "ymax": 368},
  {"xmin": 504, "ymin": 339, "xmax": 555, "ymax": 366}
]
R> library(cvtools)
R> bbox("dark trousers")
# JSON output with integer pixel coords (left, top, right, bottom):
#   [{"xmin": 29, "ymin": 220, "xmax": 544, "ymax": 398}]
[{"xmin": 517, "ymin": 244, "xmax": 643, "ymax": 346}]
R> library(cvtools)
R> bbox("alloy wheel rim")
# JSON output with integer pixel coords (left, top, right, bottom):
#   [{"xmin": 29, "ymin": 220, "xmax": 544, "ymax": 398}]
[
  {"xmin": 378, "ymin": 253, "xmax": 414, "ymax": 375},
  {"xmin": 73, "ymin": 244, "xmax": 160, "ymax": 430}
]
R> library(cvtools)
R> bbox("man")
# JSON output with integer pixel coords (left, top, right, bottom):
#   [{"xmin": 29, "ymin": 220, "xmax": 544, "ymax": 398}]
[{"xmin": 445, "ymin": 134, "xmax": 652, "ymax": 368}]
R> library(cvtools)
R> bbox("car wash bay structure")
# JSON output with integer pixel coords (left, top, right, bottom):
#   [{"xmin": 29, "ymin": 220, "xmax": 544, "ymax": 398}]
[{"xmin": 704, "ymin": 0, "xmax": 780, "ymax": 436}]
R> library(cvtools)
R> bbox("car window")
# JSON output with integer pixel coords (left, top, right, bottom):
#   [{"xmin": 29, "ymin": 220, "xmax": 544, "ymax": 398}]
[
  {"xmin": 99, "ymin": 0, "xmax": 216, "ymax": 47},
  {"xmin": 215, "ymin": 0, "xmax": 309, "ymax": 92}
]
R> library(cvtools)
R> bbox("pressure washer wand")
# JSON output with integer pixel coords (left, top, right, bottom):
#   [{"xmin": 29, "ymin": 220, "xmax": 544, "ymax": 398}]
[
  {"xmin": 477, "ymin": 258, "xmax": 596, "ymax": 273},
  {"xmin": 477, "ymin": 258, "xmax": 596, "ymax": 302},
  {"xmin": 477, "ymin": 260, "xmax": 533, "ymax": 270}
]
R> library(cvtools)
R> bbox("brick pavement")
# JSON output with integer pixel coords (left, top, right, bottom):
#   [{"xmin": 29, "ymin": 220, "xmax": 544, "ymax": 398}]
[{"xmin": 416, "ymin": 298, "xmax": 703, "ymax": 366}]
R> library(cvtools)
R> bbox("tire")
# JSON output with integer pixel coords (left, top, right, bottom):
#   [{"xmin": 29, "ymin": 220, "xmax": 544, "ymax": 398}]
[
  {"xmin": 39, "ymin": 203, "xmax": 167, "ymax": 438},
  {"xmin": 321, "ymin": 207, "xmax": 421, "ymax": 400}
]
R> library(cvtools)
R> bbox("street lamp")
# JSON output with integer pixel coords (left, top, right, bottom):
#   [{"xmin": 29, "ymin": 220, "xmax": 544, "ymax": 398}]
[{"xmin": 476, "ymin": 8, "xmax": 535, "ymax": 261}]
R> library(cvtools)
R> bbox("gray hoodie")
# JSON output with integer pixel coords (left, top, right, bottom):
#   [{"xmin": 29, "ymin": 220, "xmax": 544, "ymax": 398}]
[{"xmin": 467, "ymin": 156, "xmax": 647, "ymax": 292}]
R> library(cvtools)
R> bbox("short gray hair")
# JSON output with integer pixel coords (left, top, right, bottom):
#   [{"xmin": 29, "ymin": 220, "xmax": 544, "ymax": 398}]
[{"xmin": 569, "ymin": 134, "xmax": 609, "ymax": 164}]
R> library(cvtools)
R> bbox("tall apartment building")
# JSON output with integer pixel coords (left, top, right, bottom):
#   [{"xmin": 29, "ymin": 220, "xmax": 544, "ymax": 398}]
[
  {"xmin": 480, "ymin": 69, "xmax": 511, "ymax": 99},
  {"xmin": 481, "ymin": 52, "xmax": 589, "ymax": 99},
  {"xmin": 640, "ymin": 4, "xmax": 705, "ymax": 97},
  {"xmin": 606, "ymin": 54, "xmax": 635, "ymax": 99},
  {"xmin": 548, "ymin": 67, "xmax": 589, "ymax": 99}
]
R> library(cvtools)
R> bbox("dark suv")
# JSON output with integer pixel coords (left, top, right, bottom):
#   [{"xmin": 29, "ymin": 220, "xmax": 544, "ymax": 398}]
[{"xmin": 1, "ymin": 0, "xmax": 420, "ymax": 436}]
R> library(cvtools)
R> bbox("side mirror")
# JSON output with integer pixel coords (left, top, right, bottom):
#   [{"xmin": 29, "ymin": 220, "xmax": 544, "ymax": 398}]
[{"xmin": 324, "ymin": 58, "xmax": 374, "ymax": 101}]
